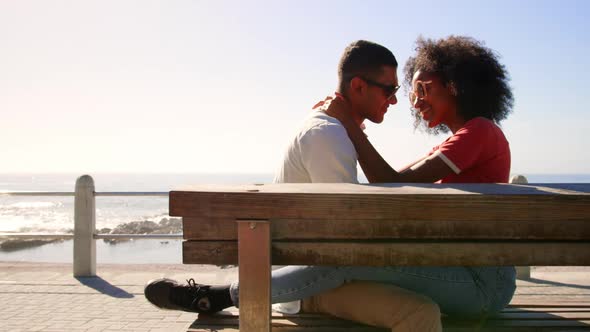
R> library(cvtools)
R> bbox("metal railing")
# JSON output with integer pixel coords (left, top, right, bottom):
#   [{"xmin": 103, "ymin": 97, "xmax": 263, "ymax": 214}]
[{"xmin": 0, "ymin": 175, "xmax": 181, "ymax": 277}]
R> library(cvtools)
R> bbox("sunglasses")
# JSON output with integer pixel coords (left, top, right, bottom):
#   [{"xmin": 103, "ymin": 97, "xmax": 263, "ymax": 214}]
[
  {"xmin": 408, "ymin": 80, "xmax": 434, "ymax": 105},
  {"xmin": 360, "ymin": 77, "xmax": 400, "ymax": 100}
]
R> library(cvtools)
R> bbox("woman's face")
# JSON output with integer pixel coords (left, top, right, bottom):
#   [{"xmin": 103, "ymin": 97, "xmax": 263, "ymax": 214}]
[{"xmin": 410, "ymin": 70, "xmax": 457, "ymax": 128}]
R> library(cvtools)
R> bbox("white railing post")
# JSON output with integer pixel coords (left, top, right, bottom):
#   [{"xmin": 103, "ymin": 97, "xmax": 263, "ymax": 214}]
[
  {"xmin": 510, "ymin": 174, "xmax": 531, "ymax": 280},
  {"xmin": 74, "ymin": 175, "xmax": 96, "ymax": 277}
]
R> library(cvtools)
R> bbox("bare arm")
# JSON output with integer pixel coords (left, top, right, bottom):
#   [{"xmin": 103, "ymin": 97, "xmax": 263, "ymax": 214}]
[
  {"xmin": 346, "ymin": 123, "xmax": 454, "ymax": 183},
  {"xmin": 320, "ymin": 96, "xmax": 455, "ymax": 183}
]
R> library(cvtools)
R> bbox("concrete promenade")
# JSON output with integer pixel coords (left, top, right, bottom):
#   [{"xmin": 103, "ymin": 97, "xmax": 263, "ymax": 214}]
[
  {"xmin": 0, "ymin": 262, "xmax": 238, "ymax": 332},
  {"xmin": 1, "ymin": 262, "xmax": 589, "ymax": 332}
]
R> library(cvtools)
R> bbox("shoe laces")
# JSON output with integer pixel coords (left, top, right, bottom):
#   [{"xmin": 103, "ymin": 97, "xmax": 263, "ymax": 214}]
[{"xmin": 186, "ymin": 278, "xmax": 212, "ymax": 312}]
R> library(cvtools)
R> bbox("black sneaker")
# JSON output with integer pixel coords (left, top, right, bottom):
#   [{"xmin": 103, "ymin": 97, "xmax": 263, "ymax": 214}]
[{"xmin": 144, "ymin": 278, "xmax": 219, "ymax": 313}]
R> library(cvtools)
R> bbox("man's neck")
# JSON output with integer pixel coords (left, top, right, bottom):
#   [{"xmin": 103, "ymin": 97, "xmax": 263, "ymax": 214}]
[
  {"xmin": 335, "ymin": 90, "xmax": 364, "ymax": 126},
  {"xmin": 350, "ymin": 111, "xmax": 364, "ymax": 127}
]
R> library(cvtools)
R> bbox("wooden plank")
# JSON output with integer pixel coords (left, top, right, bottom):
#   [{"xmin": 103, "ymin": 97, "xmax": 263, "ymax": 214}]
[
  {"xmin": 237, "ymin": 220, "xmax": 271, "ymax": 332},
  {"xmin": 504, "ymin": 307, "xmax": 590, "ymax": 312},
  {"xmin": 170, "ymin": 189, "xmax": 590, "ymax": 226},
  {"xmin": 183, "ymin": 241, "xmax": 590, "ymax": 266},
  {"xmin": 443, "ymin": 319, "xmax": 590, "ymax": 327},
  {"xmin": 510, "ymin": 298, "xmax": 590, "ymax": 307},
  {"xmin": 182, "ymin": 216, "xmax": 590, "ymax": 240},
  {"xmin": 189, "ymin": 310, "xmax": 387, "ymax": 331},
  {"xmin": 194, "ymin": 315, "xmax": 376, "ymax": 327},
  {"xmin": 172, "ymin": 183, "xmax": 590, "ymax": 195},
  {"xmin": 207, "ymin": 306, "xmax": 590, "ymax": 316},
  {"xmin": 197, "ymin": 309, "xmax": 590, "ymax": 321},
  {"xmin": 182, "ymin": 240, "xmax": 238, "ymax": 264},
  {"xmin": 189, "ymin": 326, "xmax": 384, "ymax": 332},
  {"xmin": 444, "ymin": 328, "xmax": 590, "ymax": 332},
  {"xmin": 494, "ymin": 311, "xmax": 590, "ymax": 320},
  {"xmin": 516, "ymin": 287, "xmax": 590, "ymax": 295},
  {"xmin": 187, "ymin": 314, "xmax": 590, "ymax": 332}
]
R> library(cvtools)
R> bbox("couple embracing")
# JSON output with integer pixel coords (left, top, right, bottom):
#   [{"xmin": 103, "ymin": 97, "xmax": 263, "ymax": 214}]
[{"xmin": 146, "ymin": 36, "xmax": 515, "ymax": 331}]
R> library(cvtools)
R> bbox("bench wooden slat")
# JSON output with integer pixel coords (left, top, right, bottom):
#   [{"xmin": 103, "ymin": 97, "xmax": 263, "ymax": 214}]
[
  {"xmin": 182, "ymin": 216, "xmax": 590, "ymax": 240},
  {"xmin": 195, "ymin": 308, "xmax": 590, "ymax": 321},
  {"xmin": 188, "ymin": 315, "xmax": 590, "ymax": 332},
  {"xmin": 173, "ymin": 183, "xmax": 590, "ymax": 195},
  {"xmin": 197, "ymin": 306, "xmax": 590, "ymax": 317},
  {"xmin": 504, "ymin": 307, "xmax": 590, "ymax": 312},
  {"xmin": 183, "ymin": 240, "xmax": 590, "ymax": 266},
  {"xmin": 170, "ymin": 184, "xmax": 590, "ymax": 225},
  {"xmin": 171, "ymin": 191, "xmax": 590, "ymax": 223},
  {"xmin": 509, "ymin": 297, "xmax": 590, "ymax": 306},
  {"xmin": 444, "ymin": 319, "xmax": 590, "ymax": 327},
  {"xmin": 189, "ymin": 327, "xmax": 385, "ymax": 332},
  {"xmin": 494, "ymin": 312, "xmax": 590, "ymax": 319}
]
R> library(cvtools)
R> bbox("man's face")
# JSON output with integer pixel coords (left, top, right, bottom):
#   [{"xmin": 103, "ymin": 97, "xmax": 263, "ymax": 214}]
[{"xmin": 356, "ymin": 66, "xmax": 399, "ymax": 124}]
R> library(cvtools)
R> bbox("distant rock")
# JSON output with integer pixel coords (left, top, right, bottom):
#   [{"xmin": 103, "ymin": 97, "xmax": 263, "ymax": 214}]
[
  {"xmin": 0, "ymin": 239, "xmax": 63, "ymax": 252},
  {"xmin": 102, "ymin": 218, "xmax": 182, "ymax": 244},
  {"xmin": 97, "ymin": 228, "xmax": 112, "ymax": 234},
  {"xmin": 0, "ymin": 218, "xmax": 183, "ymax": 249}
]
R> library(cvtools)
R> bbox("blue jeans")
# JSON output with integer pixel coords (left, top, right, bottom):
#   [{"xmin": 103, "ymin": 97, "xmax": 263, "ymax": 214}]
[{"xmin": 230, "ymin": 266, "xmax": 516, "ymax": 317}]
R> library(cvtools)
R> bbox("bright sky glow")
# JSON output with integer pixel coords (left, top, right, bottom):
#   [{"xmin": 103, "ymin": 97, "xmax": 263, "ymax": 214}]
[{"xmin": 1, "ymin": 0, "xmax": 588, "ymax": 174}]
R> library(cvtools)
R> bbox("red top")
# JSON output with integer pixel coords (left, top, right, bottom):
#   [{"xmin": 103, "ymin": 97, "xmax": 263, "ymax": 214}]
[{"xmin": 428, "ymin": 117, "xmax": 511, "ymax": 183}]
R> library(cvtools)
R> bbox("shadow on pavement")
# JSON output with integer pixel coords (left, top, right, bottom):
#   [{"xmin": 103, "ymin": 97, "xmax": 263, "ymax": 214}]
[{"xmin": 76, "ymin": 276, "xmax": 134, "ymax": 298}]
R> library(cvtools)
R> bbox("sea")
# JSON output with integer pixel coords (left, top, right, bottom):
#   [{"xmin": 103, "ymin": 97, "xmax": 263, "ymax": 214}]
[{"xmin": 1, "ymin": 173, "xmax": 589, "ymax": 264}]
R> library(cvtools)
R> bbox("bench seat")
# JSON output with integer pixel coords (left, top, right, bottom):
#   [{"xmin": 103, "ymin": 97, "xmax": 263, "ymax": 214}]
[{"xmin": 170, "ymin": 183, "xmax": 590, "ymax": 331}]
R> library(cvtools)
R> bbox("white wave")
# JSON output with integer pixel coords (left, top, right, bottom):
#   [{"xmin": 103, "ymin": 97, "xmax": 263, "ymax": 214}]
[{"xmin": 7, "ymin": 201, "xmax": 62, "ymax": 209}]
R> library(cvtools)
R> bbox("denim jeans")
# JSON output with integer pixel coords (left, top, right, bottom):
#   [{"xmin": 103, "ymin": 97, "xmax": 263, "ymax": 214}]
[{"xmin": 229, "ymin": 266, "xmax": 516, "ymax": 317}]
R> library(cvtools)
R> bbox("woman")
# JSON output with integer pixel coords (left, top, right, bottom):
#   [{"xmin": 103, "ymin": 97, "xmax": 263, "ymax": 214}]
[{"xmin": 145, "ymin": 36, "xmax": 516, "ymax": 325}]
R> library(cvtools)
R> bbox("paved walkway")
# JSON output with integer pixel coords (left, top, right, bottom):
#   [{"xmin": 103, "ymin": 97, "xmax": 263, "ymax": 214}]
[
  {"xmin": 0, "ymin": 262, "xmax": 238, "ymax": 332},
  {"xmin": 1, "ymin": 262, "xmax": 589, "ymax": 332}
]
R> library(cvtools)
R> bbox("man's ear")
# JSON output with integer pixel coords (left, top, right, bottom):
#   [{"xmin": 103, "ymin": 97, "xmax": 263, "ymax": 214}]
[{"xmin": 349, "ymin": 77, "xmax": 365, "ymax": 96}]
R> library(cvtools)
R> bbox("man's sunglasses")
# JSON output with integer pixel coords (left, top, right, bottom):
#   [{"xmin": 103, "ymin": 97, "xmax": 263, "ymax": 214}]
[{"xmin": 360, "ymin": 77, "xmax": 400, "ymax": 100}]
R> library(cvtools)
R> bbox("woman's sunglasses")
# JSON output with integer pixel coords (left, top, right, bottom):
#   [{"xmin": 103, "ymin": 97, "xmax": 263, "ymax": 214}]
[{"xmin": 409, "ymin": 80, "xmax": 433, "ymax": 105}]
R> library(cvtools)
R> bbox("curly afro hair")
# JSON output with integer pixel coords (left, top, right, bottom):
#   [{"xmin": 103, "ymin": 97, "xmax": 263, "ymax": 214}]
[{"xmin": 404, "ymin": 36, "xmax": 514, "ymax": 134}]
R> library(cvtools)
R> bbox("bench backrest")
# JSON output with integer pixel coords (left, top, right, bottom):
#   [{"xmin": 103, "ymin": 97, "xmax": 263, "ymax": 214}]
[{"xmin": 170, "ymin": 183, "xmax": 590, "ymax": 266}]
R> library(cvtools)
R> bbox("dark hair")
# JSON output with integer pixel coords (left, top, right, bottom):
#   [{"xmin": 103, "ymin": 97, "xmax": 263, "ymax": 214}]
[
  {"xmin": 338, "ymin": 40, "xmax": 398, "ymax": 93},
  {"xmin": 404, "ymin": 36, "xmax": 514, "ymax": 134}
]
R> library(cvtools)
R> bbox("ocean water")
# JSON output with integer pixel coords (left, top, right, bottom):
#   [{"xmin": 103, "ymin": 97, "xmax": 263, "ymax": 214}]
[
  {"xmin": 0, "ymin": 173, "xmax": 273, "ymax": 233},
  {"xmin": 1, "ymin": 172, "xmax": 589, "ymax": 263}
]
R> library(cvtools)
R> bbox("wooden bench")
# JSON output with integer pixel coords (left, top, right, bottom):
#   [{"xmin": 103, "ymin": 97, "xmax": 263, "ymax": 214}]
[{"xmin": 169, "ymin": 183, "xmax": 590, "ymax": 331}]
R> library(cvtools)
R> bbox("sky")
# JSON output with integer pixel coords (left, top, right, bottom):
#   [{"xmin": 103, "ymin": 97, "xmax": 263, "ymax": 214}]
[{"xmin": 1, "ymin": 0, "xmax": 589, "ymax": 175}]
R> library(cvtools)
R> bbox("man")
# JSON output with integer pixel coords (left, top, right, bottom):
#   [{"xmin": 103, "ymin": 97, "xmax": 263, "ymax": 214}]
[
  {"xmin": 274, "ymin": 39, "xmax": 399, "ymax": 185},
  {"xmin": 268, "ymin": 39, "xmax": 398, "ymax": 315},
  {"xmin": 144, "ymin": 40, "xmax": 442, "ymax": 331}
]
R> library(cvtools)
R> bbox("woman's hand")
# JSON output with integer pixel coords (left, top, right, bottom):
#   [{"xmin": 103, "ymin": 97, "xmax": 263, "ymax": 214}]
[{"xmin": 313, "ymin": 95, "xmax": 357, "ymax": 130}]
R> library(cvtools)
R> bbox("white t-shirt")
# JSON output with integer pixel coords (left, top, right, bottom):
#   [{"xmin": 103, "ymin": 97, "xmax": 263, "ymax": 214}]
[
  {"xmin": 273, "ymin": 110, "xmax": 359, "ymax": 184},
  {"xmin": 272, "ymin": 109, "xmax": 359, "ymax": 314}
]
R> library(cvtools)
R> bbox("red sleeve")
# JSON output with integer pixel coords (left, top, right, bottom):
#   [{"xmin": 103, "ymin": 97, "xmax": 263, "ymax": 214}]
[{"xmin": 434, "ymin": 119, "xmax": 490, "ymax": 174}]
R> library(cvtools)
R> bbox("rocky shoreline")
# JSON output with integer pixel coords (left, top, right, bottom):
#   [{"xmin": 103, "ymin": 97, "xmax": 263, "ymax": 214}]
[{"xmin": 0, "ymin": 218, "xmax": 182, "ymax": 251}]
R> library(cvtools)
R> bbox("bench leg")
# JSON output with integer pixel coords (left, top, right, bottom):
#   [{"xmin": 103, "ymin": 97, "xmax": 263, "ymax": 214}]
[
  {"xmin": 237, "ymin": 219, "xmax": 271, "ymax": 332},
  {"xmin": 516, "ymin": 266, "xmax": 531, "ymax": 279},
  {"xmin": 510, "ymin": 175, "xmax": 531, "ymax": 280}
]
